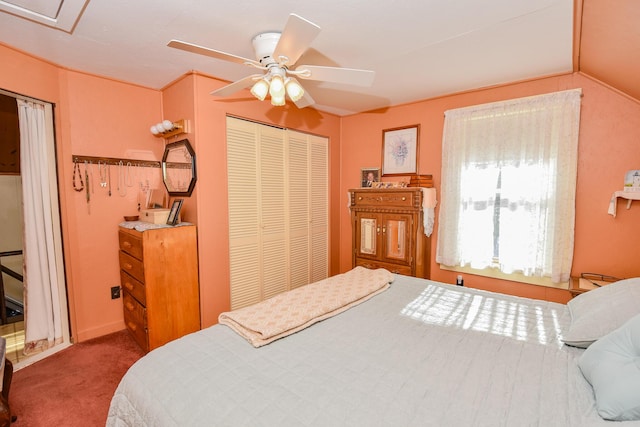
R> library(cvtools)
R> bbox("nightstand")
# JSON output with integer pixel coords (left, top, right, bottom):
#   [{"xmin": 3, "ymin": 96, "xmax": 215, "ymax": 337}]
[{"xmin": 569, "ymin": 274, "xmax": 618, "ymax": 298}]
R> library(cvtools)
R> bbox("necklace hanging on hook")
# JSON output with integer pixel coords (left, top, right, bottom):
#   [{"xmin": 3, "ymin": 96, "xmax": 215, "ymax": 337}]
[
  {"xmin": 73, "ymin": 162, "xmax": 84, "ymax": 192},
  {"xmin": 118, "ymin": 161, "xmax": 127, "ymax": 197},
  {"xmin": 98, "ymin": 161, "xmax": 108, "ymax": 188},
  {"xmin": 84, "ymin": 161, "xmax": 91, "ymax": 214}
]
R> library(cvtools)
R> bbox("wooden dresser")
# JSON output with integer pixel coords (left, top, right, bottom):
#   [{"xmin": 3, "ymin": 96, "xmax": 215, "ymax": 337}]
[
  {"xmin": 350, "ymin": 188, "xmax": 430, "ymax": 279},
  {"xmin": 118, "ymin": 225, "xmax": 200, "ymax": 352}
]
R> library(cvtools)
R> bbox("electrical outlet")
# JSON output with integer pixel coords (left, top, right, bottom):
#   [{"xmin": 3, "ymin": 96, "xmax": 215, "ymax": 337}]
[{"xmin": 111, "ymin": 286, "xmax": 121, "ymax": 299}]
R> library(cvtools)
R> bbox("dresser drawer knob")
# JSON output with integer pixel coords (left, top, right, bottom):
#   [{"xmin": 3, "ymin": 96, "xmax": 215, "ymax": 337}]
[
  {"xmin": 123, "ymin": 241, "xmax": 132, "ymax": 248},
  {"xmin": 402, "ymin": 197, "xmax": 406, "ymax": 201},
  {"xmin": 125, "ymin": 302, "xmax": 135, "ymax": 311},
  {"xmin": 127, "ymin": 321, "xmax": 137, "ymax": 332},
  {"xmin": 358, "ymin": 196, "xmax": 362, "ymax": 200},
  {"xmin": 124, "ymin": 263, "xmax": 132, "ymax": 270},
  {"xmin": 124, "ymin": 282, "xmax": 134, "ymax": 291}
]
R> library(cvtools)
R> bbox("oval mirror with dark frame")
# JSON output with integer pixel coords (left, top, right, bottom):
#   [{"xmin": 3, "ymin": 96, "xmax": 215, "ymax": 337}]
[{"xmin": 162, "ymin": 139, "xmax": 197, "ymax": 197}]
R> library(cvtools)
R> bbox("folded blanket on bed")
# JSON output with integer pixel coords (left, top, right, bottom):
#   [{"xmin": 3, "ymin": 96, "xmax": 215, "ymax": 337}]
[{"xmin": 219, "ymin": 266, "xmax": 394, "ymax": 347}]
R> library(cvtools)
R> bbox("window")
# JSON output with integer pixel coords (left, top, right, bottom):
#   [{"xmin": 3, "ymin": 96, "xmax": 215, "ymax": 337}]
[{"xmin": 436, "ymin": 89, "xmax": 582, "ymax": 284}]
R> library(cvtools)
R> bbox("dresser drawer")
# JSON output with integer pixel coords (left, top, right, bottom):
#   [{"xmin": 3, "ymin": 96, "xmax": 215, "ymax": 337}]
[
  {"xmin": 120, "ymin": 270, "xmax": 146, "ymax": 305},
  {"xmin": 119, "ymin": 251, "xmax": 145, "ymax": 283},
  {"xmin": 351, "ymin": 190, "xmax": 419, "ymax": 209},
  {"xmin": 119, "ymin": 230, "xmax": 143, "ymax": 260},
  {"xmin": 123, "ymin": 291, "xmax": 148, "ymax": 351}
]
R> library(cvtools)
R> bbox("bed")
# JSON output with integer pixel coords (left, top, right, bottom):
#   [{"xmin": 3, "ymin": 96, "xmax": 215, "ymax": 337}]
[{"xmin": 107, "ymin": 268, "xmax": 640, "ymax": 426}]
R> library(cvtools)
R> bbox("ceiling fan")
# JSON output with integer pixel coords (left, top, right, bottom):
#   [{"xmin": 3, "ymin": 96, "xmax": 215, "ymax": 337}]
[{"xmin": 167, "ymin": 13, "xmax": 375, "ymax": 108}]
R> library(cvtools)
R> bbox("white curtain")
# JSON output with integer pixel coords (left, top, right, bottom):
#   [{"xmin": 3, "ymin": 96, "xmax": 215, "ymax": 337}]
[
  {"xmin": 436, "ymin": 89, "xmax": 582, "ymax": 283},
  {"xmin": 17, "ymin": 99, "xmax": 65, "ymax": 354}
]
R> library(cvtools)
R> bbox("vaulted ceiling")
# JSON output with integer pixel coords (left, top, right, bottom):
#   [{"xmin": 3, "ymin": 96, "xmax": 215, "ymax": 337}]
[{"xmin": 0, "ymin": 0, "xmax": 637, "ymax": 115}]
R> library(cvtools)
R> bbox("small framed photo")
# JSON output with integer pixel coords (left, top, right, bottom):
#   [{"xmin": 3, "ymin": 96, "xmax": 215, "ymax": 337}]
[
  {"xmin": 361, "ymin": 168, "xmax": 380, "ymax": 187},
  {"xmin": 167, "ymin": 199, "xmax": 184, "ymax": 226},
  {"xmin": 381, "ymin": 125, "xmax": 419, "ymax": 176}
]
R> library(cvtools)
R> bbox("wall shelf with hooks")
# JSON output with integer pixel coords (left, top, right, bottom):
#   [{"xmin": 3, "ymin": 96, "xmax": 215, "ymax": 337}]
[{"xmin": 72, "ymin": 155, "xmax": 161, "ymax": 168}]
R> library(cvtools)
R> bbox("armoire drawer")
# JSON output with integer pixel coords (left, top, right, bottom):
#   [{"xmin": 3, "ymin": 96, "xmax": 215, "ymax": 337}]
[
  {"xmin": 355, "ymin": 258, "xmax": 413, "ymax": 276},
  {"xmin": 119, "ymin": 251, "xmax": 145, "ymax": 283},
  {"xmin": 351, "ymin": 190, "xmax": 418, "ymax": 209}
]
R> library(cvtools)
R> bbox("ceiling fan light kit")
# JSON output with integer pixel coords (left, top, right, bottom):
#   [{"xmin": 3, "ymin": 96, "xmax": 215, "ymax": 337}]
[
  {"xmin": 285, "ymin": 78, "xmax": 304, "ymax": 102},
  {"xmin": 250, "ymin": 78, "xmax": 269, "ymax": 101},
  {"xmin": 269, "ymin": 73, "xmax": 285, "ymax": 98},
  {"xmin": 168, "ymin": 13, "xmax": 375, "ymax": 109}
]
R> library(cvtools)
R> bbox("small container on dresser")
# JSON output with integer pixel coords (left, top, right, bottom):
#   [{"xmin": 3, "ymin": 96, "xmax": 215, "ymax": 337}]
[
  {"xmin": 349, "ymin": 187, "xmax": 431, "ymax": 279},
  {"xmin": 118, "ymin": 224, "xmax": 200, "ymax": 352}
]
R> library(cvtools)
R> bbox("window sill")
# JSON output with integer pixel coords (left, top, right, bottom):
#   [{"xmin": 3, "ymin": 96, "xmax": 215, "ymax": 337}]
[{"xmin": 440, "ymin": 264, "xmax": 570, "ymax": 290}]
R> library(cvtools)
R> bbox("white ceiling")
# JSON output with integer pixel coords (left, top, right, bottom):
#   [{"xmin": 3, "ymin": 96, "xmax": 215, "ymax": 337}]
[{"xmin": 0, "ymin": 0, "xmax": 574, "ymax": 116}]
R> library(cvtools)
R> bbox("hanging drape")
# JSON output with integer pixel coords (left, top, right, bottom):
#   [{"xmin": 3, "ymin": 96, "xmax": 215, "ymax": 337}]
[
  {"xmin": 17, "ymin": 99, "xmax": 65, "ymax": 354},
  {"xmin": 436, "ymin": 89, "xmax": 582, "ymax": 283}
]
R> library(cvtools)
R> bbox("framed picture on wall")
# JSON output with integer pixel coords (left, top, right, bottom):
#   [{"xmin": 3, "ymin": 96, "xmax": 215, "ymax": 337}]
[
  {"xmin": 381, "ymin": 125, "xmax": 419, "ymax": 176},
  {"xmin": 361, "ymin": 168, "xmax": 380, "ymax": 187}
]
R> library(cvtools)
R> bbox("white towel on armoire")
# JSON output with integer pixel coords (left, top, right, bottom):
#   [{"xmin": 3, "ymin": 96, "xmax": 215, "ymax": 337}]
[{"xmin": 421, "ymin": 187, "xmax": 437, "ymax": 237}]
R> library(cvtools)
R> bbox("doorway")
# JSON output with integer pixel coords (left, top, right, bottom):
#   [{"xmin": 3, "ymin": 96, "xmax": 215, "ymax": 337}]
[{"xmin": 0, "ymin": 91, "xmax": 70, "ymax": 368}]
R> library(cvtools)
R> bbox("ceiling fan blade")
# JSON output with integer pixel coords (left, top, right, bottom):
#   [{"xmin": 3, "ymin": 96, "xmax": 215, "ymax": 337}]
[
  {"xmin": 295, "ymin": 65, "xmax": 375, "ymax": 87},
  {"xmin": 210, "ymin": 74, "xmax": 262, "ymax": 97},
  {"xmin": 293, "ymin": 89, "xmax": 315, "ymax": 109},
  {"xmin": 273, "ymin": 14, "xmax": 321, "ymax": 66},
  {"xmin": 168, "ymin": 40, "xmax": 261, "ymax": 67}
]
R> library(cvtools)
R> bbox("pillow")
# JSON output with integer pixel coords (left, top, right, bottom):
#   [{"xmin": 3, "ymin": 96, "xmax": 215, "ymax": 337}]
[
  {"xmin": 562, "ymin": 277, "xmax": 640, "ymax": 348},
  {"xmin": 578, "ymin": 312, "xmax": 640, "ymax": 421}
]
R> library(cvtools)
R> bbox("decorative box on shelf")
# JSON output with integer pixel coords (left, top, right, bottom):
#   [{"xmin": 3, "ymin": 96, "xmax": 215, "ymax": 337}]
[
  {"xmin": 140, "ymin": 208, "xmax": 171, "ymax": 224},
  {"xmin": 407, "ymin": 174, "xmax": 433, "ymax": 188},
  {"xmin": 623, "ymin": 169, "xmax": 640, "ymax": 192}
]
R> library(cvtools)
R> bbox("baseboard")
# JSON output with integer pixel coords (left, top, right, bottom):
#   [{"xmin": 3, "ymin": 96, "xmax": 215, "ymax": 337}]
[{"xmin": 75, "ymin": 320, "xmax": 125, "ymax": 343}]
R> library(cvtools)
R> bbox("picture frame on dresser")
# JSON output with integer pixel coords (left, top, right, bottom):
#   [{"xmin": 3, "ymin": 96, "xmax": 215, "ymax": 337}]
[
  {"xmin": 361, "ymin": 168, "xmax": 380, "ymax": 187},
  {"xmin": 381, "ymin": 124, "xmax": 419, "ymax": 176},
  {"xmin": 167, "ymin": 199, "xmax": 183, "ymax": 225}
]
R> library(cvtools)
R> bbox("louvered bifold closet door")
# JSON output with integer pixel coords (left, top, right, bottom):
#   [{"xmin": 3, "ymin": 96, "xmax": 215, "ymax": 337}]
[
  {"xmin": 309, "ymin": 134, "xmax": 329, "ymax": 283},
  {"xmin": 287, "ymin": 131, "xmax": 311, "ymax": 290},
  {"xmin": 227, "ymin": 117, "xmax": 328, "ymax": 310},
  {"xmin": 259, "ymin": 125, "xmax": 287, "ymax": 300},
  {"xmin": 227, "ymin": 117, "xmax": 262, "ymax": 309}
]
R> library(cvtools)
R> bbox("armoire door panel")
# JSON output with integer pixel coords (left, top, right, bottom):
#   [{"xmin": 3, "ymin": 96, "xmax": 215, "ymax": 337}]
[{"xmin": 382, "ymin": 214, "xmax": 412, "ymax": 265}]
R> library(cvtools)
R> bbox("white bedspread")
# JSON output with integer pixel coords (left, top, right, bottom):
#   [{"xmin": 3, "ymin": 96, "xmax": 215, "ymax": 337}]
[{"xmin": 107, "ymin": 275, "xmax": 640, "ymax": 426}]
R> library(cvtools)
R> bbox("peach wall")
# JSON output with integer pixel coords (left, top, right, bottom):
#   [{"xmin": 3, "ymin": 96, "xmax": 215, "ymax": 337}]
[
  {"xmin": 1, "ymin": 43, "xmax": 165, "ymax": 341},
  {"xmin": 0, "ymin": 44, "xmax": 60, "ymax": 103},
  {"xmin": 158, "ymin": 76, "xmax": 197, "ymax": 224},
  {"xmin": 59, "ymin": 71, "xmax": 163, "ymax": 340},
  {"xmin": 341, "ymin": 72, "xmax": 640, "ymax": 303},
  {"xmin": 160, "ymin": 72, "xmax": 342, "ymax": 327}
]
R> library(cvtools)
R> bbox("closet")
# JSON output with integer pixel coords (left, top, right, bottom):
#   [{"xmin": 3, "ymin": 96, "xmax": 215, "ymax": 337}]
[{"xmin": 226, "ymin": 116, "xmax": 328, "ymax": 310}]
